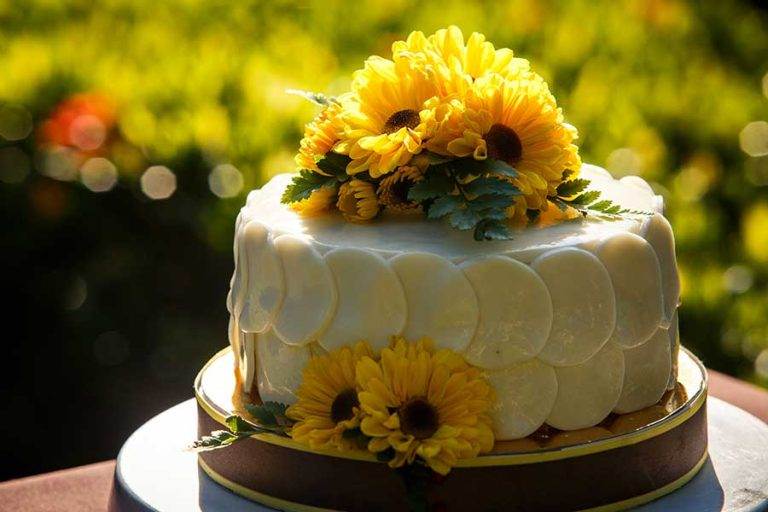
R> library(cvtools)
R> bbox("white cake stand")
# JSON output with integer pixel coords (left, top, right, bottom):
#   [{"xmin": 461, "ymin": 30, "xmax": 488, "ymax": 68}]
[{"xmin": 110, "ymin": 396, "xmax": 768, "ymax": 512}]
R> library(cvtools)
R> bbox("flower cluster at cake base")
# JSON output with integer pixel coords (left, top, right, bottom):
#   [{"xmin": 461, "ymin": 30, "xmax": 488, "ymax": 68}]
[
  {"xmin": 281, "ymin": 26, "xmax": 638, "ymax": 241},
  {"xmin": 191, "ymin": 337, "xmax": 495, "ymax": 477}
]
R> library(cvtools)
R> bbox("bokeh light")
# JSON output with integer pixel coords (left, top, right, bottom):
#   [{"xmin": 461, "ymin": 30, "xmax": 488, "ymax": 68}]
[
  {"xmin": 739, "ymin": 121, "xmax": 768, "ymax": 157},
  {"xmin": 69, "ymin": 114, "xmax": 107, "ymax": 151},
  {"xmin": 606, "ymin": 148, "xmax": 641, "ymax": 177},
  {"xmin": 722, "ymin": 265, "xmax": 754, "ymax": 294},
  {"xmin": 140, "ymin": 165, "xmax": 177, "ymax": 200},
  {"xmin": 208, "ymin": 163, "xmax": 244, "ymax": 198},
  {"xmin": 63, "ymin": 276, "xmax": 87, "ymax": 311},
  {"xmin": 756, "ymin": 349, "xmax": 768, "ymax": 380},
  {"xmin": 0, "ymin": 146, "xmax": 31, "ymax": 184},
  {"xmin": 0, "ymin": 104, "xmax": 33, "ymax": 141},
  {"xmin": 80, "ymin": 157, "xmax": 118, "ymax": 192},
  {"xmin": 742, "ymin": 202, "xmax": 768, "ymax": 264},
  {"xmin": 38, "ymin": 147, "xmax": 79, "ymax": 182}
]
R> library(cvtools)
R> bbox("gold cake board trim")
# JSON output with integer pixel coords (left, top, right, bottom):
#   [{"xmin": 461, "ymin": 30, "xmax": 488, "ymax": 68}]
[
  {"xmin": 198, "ymin": 453, "xmax": 709, "ymax": 512},
  {"xmin": 195, "ymin": 346, "xmax": 707, "ymax": 467}
]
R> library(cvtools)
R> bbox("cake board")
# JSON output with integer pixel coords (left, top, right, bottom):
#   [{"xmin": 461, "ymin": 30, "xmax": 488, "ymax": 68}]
[{"xmin": 111, "ymin": 355, "xmax": 768, "ymax": 512}]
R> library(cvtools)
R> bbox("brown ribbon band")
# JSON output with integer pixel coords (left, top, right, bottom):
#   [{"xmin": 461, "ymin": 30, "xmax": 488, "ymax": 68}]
[{"xmin": 197, "ymin": 399, "xmax": 707, "ymax": 512}]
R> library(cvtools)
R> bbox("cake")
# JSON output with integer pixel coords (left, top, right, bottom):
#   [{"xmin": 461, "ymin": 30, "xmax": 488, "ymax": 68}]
[{"xmin": 193, "ymin": 26, "xmax": 706, "ymax": 512}]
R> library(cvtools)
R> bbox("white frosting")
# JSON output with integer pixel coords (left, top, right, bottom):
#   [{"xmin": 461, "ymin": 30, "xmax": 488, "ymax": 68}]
[
  {"xmin": 532, "ymin": 248, "xmax": 616, "ymax": 366},
  {"xmin": 256, "ymin": 330, "xmax": 311, "ymax": 405},
  {"xmin": 546, "ymin": 342, "xmax": 626, "ymax": 430},
  {"xmin": 237, "ymin": 221, "xmax": 285, "ymax": 333},
  {"xmin": 641, "ymin": 213, "xmax": 681, "ymax": 327},
  {"xmin": 272, "ymin": 235, "xmax": 336, "ymax": 346},
  {"xmin": 462, "ymin": 256, "xmax": 552, "ymax": 368},
  {"xmin": 320, "ymin": 248, "xmax": 406, "ymax": 351},
  {"xmin": 597, "ymin": 233, "xmax": 664, "ymax": 348},
  {"xmin": 391, "ymin": 252, "xmax": 478, "ymax": 352},
  {"xmin": 613, "ymin": 327, "xmax": 672, "ymax": 414},
  {"xmin": 226, "ymin": 164, "xmax": 681, "ymax": 438},
  {"xmin": 488, "ymin": 359, "xmax": 558, "ymax": 439}
]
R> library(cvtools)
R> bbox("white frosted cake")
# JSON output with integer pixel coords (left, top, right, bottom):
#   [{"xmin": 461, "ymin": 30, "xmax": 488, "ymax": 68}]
[
  {"xmin": 227, "ymin": 163, "xmax": 680, "ymax": 439},
  {"xmin": 192, "ymin": 27, "xmax": 706, "ymax": 512}
]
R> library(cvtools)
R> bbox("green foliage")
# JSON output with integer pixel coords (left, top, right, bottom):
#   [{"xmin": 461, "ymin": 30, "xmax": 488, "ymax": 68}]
[
  {"xmin": 189, "ymin": 404, "xmax": 293, "ymax": 452},
  {"xmin": 408, "ymin": 157, "xmax": 520, "ymax": 240},
  {"xmin": 281, "ymin": 169, "xmax": 337, "ymax": 203}
]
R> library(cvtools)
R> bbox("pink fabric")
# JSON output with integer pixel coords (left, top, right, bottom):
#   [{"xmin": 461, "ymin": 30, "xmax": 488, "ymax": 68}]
[{"xmin": 0, "ymin": 373, "xmax": 765, "ymax": 512}]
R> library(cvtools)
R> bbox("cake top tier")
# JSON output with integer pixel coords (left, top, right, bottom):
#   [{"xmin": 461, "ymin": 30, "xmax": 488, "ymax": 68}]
[{"xmin": 240, "ymin": 164, "xmax": 661, "ymax": 262}]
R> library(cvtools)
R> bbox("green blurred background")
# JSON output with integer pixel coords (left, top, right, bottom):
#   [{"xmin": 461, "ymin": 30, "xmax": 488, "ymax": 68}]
[{"xmin": 1, "ymin": 0, "xmax": 767, "ymax": 479}]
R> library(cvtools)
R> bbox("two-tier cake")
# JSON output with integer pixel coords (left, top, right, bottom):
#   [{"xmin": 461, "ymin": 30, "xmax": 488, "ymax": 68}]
[{"xmin": 193, "ymin": 26, "xmax": 707, "ymax": 512}]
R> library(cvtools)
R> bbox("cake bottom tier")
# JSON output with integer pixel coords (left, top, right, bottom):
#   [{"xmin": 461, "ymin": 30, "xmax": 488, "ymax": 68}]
[{"xmin": 195, "ymin": 347, "xmax": 708, "ymax": 512}]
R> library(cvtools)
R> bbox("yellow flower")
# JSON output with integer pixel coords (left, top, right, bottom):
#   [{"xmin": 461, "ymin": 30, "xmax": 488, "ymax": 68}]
[
  {"xmin": 429, "ymin": 74, "xmax": 581, "ymax": 222},
  {"xmin": 377, "ymin": 165, "xmax": 424, "ymax": 212},
  {"xmin": 290, "ymin": 186, "xmax": 336, "ymax": 216},
  {"xmin": 295, "ymin": 100, "xmax": 345, "ymax": 175},
  {"xmin": 334, "ymin": 57, "xmax": 440, "ymax": 178},
  {"xmin": 337, "ymin": 179, "xmax": 380, "ymax": 222},
  {"xmin": 393, "ymin": 26, "xmax": 534, "ymax": 96},
  {"xmin": 287, "ymin": 342, "xmax": 374, "ymax": 451},
  {"xmin": 356, "ymin": 337, "xmax": 495, "ymax": 475}
]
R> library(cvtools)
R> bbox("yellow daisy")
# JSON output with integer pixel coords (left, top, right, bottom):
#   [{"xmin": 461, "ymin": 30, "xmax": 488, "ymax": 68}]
[
  {"xmin": 334, "ymin": 56, "xmax": 440, "ymax": 178},
  {"xmin": 295, "ymin": 99, "xmax": 346, "ymax": 175},
  {"xmin": 356, "ymin": 337, "xmax": 495, "ymax": 475},
  {"xmin": 376, "ymin": 165, "xmax": 424, "ymax": 212},
  {"xmin": 392, "ymin": 26, "xmax": 534, "ymax": 96},
  {"xmin": 337, "ymin": 179, "xmax": 380, "ymax": 222},
  {"xmin": 429, "ymin": 73, "xmax": 581, "ymax": 222},
  {"xmin": 290, "ymin": 186, "xmax": 337, "ymax": 216},
  {"xmin": 287, "ymin": 342, "xmax": 374, "ymax": 451}
]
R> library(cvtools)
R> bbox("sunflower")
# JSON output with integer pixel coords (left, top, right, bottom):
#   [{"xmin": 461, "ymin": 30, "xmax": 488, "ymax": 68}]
[
  {"xmin": 376, "ymin": 165, "xmax": 424, "ymax": 212},
  {"xmin": 290, "ymin": 185, "xmax": 337, "ymax": 216},
  {"xmin": 428, "ymin": 73, "xmax": 581, "ymax": 222},
  {"xmin": 337, "ymin": 179, "xmax": 380, "ymax": 221},
  {"xmin": 333, "ymin": 56, "xmax": 441, "ymax": 178},
  {"xmin": 287, "ymin": 341, "xmax": 374, "ymax": 451},
  {"xmin": 356, "ymin": 337, "xmax": 495, "ymax": 475},
  {"xmin": 295, "ymin": 99, "xmax": 346, "ymax": 175}
]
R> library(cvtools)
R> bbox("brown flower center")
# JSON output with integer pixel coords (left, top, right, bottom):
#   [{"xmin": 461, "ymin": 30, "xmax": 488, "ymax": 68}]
[
  {"xmin": 399, "ymin": 397, "xmax": 439, "ymax": 439},
  {"xmin": 330, "ymin": 389, "xmax": 359, "ymax": 423},
  {"xmin": 383, "ymin": 109, "xmax": 420, "ymax": 134},
  {"xmin": 485, "ymin": 123, "xmax": 523, "ymax": 164}
]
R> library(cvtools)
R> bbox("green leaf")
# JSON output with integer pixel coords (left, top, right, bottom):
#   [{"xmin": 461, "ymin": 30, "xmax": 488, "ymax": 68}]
[
  {"xmin": 245, "ymin": 401, "xmax": 292, "ymax": 428},
  {"xmin": 408, "ymin": 172, "xmax": 454, "ymax": 202},
  {"xmin": 427, "ymin": 195, "xmax": 462, "ymax": 219},
  {"xmin": 473, "ymin": 219, "xmax": 513, "ymax": 241},
  {"xmin": 280, "ymin": 170, "xmax": 336, "ymax": 204},
  {"xmin": 556, "ymin": 178, "xmax": 591, "ymax": 198},
  {"xmin": 464, "ymin": 177, "xmax": 519, "ymax": 197},
  {"xmin": 570, "ymin": 190, "xmax": 602, "ymax": 205},
  {"xmin": 285, "ymin": 89, "xmax": 336, "ymax": 106},
  {"xmin": 449, "ymin": 207, "xmax": 482, "ymax": 230},
  {"xmin": 469, "ymin": 194, "xmax": 516, "ymax": 211},
  {"xmin": 484, "ymin": 158, "xmax": 518, "ymax": 178},
  {"xmin": 448, "ymin": 157, "xmax": 487, "ymax": 178},
  {"xmin": 225, "ymin": 415, "xmax": 255, "ymax": 433},
  {"xmin": 315, "ymin": 152, "xmax": 352, "ymax": 178}
]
